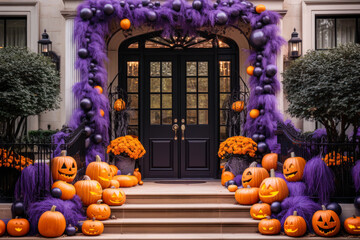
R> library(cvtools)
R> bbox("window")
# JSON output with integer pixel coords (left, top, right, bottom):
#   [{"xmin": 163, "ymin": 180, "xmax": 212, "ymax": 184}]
[
  {"xmin": 219, "ymin": 61, "xmax": 231, "ymax": 142},
  {"xmin": 316, "ymin": 16, "xmax": 359, "ymax": 50},
  {"xmin": 0, "ymin": 17, "xmax": 26, "ymax": 48},
  {"xmin": 127, "ymin": 61, "xmax": 139, "ymax": 136}
]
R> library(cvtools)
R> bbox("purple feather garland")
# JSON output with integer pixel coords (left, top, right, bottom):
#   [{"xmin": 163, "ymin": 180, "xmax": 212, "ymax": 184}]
[
  {"xmin": 303, "ymin": 156, "xmax": 335, "ymax": 204},
  {"xmin": 234, "ymin": 174, "xmax": 242, "ymax": 186},
  {"xmin": 352, "ymin": 160, "xmax": 360, "ymax": 192},
  {"xmin": 287, "ymin": 181, "xmax": 307, "ymax": 197}
]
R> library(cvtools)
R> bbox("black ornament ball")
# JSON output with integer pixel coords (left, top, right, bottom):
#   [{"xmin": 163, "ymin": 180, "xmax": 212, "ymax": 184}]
[
  {"xmin": 255, "ymin": 86, "xmax": 263, "ymax": 94},
  {"xmin": 186, "ymin": 16, "xmax": 193, "ymax": 23},
  {"xmin": 256, "ymin": 22, "xmax": 263, "ymax": 29},
  {"xmin": 262, "ymin": 15, "xmax": 271, "ymax": 24},
  {"xmin": 90, "ymin": 63, "xmax": 95, "ymax": 68},
  {"xmin": 91, "ymin": 8, "xmax": 96, "ymax": 14},
  {"xmin": 84, "ymin": 126, "xmax": 92, "ymax": 137},
  {"xmin": 96, "ymin": 9, "xmax": 102, "ymax": 17},
  {"xmin": 255, "ymin": 62, "xmax": 261, "ymax": 67},
  {"xmin": 80, "ymin": 8, "xmax": 93, "ymax": 20},
  {"xmin": 265, "ymin": 64, "xmax": 277, "ymax": 77},
  {"xmin": 249, "ymin": 30, "xmax": 267, "ymax": 49},
  {"xmin": 66, "ymin": 225, "xmax": 76, "ymax": 236},
  {"xmin": 256, "ymin": 54, "xmax": 263, "ymax": 62},
  {"xmin": 172, "ymin": 0, "xmax": 181, "ymax": 12},
  {"xmin": 216, "ymin": 12, "xmax": 228, "ymax": 25},
  {"xmin": 78, "ymin": 48, "xmax": 88, "ymax": 59},
  {"xmin": 155, "ymin": 1, "xmax": 161, "ymax": 7},
  {"xmin": 263, "ymin": 84, "xmax": 272, "ymax": 93},
  {"xmin": 242, "ymin": 16, "xmax": 250, "ymax": 23},
  {"xmin": 225, "ymin": 181, "xmax": 230, "ymax": 188},
  {"xmin": 222, "ymin": 2, "xmax": 228, "ymax": 6},
  {"xmin": 94, "ymin": 134, "xmax": 103, "ymax": 143},
  {"xmin": 252, "ymin": 134, "xmax": 260, "ymax": 142},
  {"xmin": 228, "ymin": 180, "xmax": 236, "ymax": 185},
  {"xmin": 271, "ymin": 202, "xmax": 282, "ymax": 214},
  {"xmin": 142, "ymin": 0, "xmax": 150, "ymax": 6},
  {"xmin": 129, "ymin": 4, "xmax": 135, "ymax": 10},
  {"xmin": 231, "ymin": 10, "xmax": 240, "ymax": 18},
  {"xmin": 253, "ymin": 67, "xmax": 263, "ymax": 77},
  {"xmin": 260, "ymin": 109, "xmax": 265, "ymax": 115},
  {"xmin": 80, "ymin": 98, "xmax": 92, "ymax": 111},
  {"xmin": 137, "ymin": 4, "xmax": 143, "ymax": 8},
  {"xmin": 120, "ymin": 1, "xmax": 126, "ymax": 7},
  {"xmin": 259, "ymin": 134, "xmax": 266, "ymax": 141},
  {"xmin": 88, "ymin": 79, "xmax": 94, "ymax": 86},
  {"xmin": 103, "ymin": 4, "xmax": 115, "ymax": 15},
  {"xmin": 355, "ymin": 196, "xmax": 360, "ymax": 209},
  {"xmin": 85, "ymin": 138, "xmax": 91, "ymax": 148},
  {"xmin": 229, "ymin": 0, "xmax": 234, "ymax": 6},
  {"xmin": 263, "ymin": 78, "xmax": 272, "ymax": 84},
  {"xmin": 213, "ymin": 3, "xmax": 218, "ymax": 8},
  {"xmin": 13, "ymin": 202, "xmax": 25, "ymax": 216},
  {"xmin": 257, "ymin": 142, "xmax": 268, "ymax": 153},
  {"xmin": 51, "ymin": 188, "xmax": 62, "ymax": 198},
  {"xmin": 146, "ymin": 11, "xmax": 157, "ymax": 22},
  {"xmin": 86, "ymin": 110, "xmax": 95, "ymax": 119},
  {"xmin": 326, "ymin": 202, "xmax": 342, "ymax": 216},
  {"xmin": 148, "ymin": 3, "xmax": 154, "ymax": 8},
  {"xmin": 193, "ymin": 0, "xmax": 202, "ymax": 10}
]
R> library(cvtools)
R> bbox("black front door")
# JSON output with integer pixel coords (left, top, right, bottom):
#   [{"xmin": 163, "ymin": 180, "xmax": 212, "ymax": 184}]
[{"xmin": 143, "ymin": 54, "xmax": 215, "ymax": 178}]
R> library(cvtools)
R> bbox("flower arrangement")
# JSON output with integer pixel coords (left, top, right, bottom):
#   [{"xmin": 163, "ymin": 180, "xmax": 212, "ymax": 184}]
[
  {"xmin": 0, "ymin": 149, "xmax": 33, "ymax": 170},
  {"xmin": 322, "ymin": 152, "xmax": 353, "ymax": 166},
  {"xmin": 218, "ymin": 136, "xmax": 257, "ymax": 159},
  {"xmin": 107, "ymin": 135, "xmax": 146, "ymax": 160}
]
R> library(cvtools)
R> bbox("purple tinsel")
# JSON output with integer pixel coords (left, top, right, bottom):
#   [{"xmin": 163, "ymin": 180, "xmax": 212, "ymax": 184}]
[
  {"xmin": 52, "ymin": 131, "xmax": 71, "ymax": 158},
  {"xmin": 70, "ymin": 0, "xmax": 285, "ymax": 165},
  {"xmin": 287, "ymin": 181, "xmax": 307, "ymax": 197},
  {"xmin": 303, "ymin": 156, "xmax": 335, "ymax": 204},
  {"xmin": 352, "ymin": 160, "xmax": 360, "ymax": 192},
  {"xmin": 14, "ymin": 163, "xmax": 52, "ymax": 210},
  {"xmin": 234, "ymin": 174, "xmax": 242, "ymax": 186},
  {"xmin": 27, "ymin": 196, "xmax": 86, "ymax": 235}
]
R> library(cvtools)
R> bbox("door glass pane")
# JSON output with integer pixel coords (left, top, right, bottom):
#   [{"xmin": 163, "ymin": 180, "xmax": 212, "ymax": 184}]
[
  {"xmin": 128, "ymin": 94, "xmax": 138, "ymax": 108},
  {"xmin": 162, "ymin": 94, "xmax": 172, "ymax": 108},
  {"xmin": 187, "ymin": 110, "xmax": 197, "ymax": 125},
  {"xmin": 0, "ymin": 20, "xmax": 4, "ymax": 48},
  {"xmin": 150, "ymin": 78, "xmax": 160, "ymax": 92},
  {"xmin": 127, "ymin": 61, "xmax": 139, "ymax": 76},
  {"xmin": 198, "ymin": 77, "xmax": 208, "ymax": 92},
  {"xmin": 198, "ymin": 62, "xmax": 208, "ymax": 76},
  {"xmin": 127, "ymin": 78, "xmax": 138, "ymax": 92},
  {"xmin": 6, "ymin": 19, "xmax": 26, "ymax": 47},
  {"xmin": 199, "ymin": 110, "xmax": 208, "ymax": 125},
  {"xmin": 150, "ymin": 110, "xmax": 160, "ymax": 125},
  {"xmin": 187, "ymin": 78, "xmax": 197, "ymax": 92},
  {"xmin": 162, "ymin": 62, "xmax": 172, "ymax": 76},
  {"xmin": 129, "ymin": 110, "xmax": 138, "ymax": 125},
  {"xmin": 162, "ymin": 110, "xmax": 172, "ymax": 125},
  {"xmin": 150, "ymin": 94, "xmax": 160, "ymax": 108},
  {"xmin": 198, "ymin": 94, "xmax": 208, "ymax": 108},
  {"xmin": 150, "ymin": 62, "xmax": 161, "ymax": 76},
  {"xmin": 162, "ymin": 78, "xmax": 172, "ymax": 92},
  {"xmin": 336, "ymin": 18, "xmax": 356, "ymax": 46},
  {"xmin": 187, "ymin": 94, "xmax": 197, "ymax": 108},
  {"xmin": 220, "ymin": 93, "xmax": 229, "ymax": 109},
  {"xmin": 316, "ymin": 18, "xmax": 335, "ymax": 49},
  {"xmin": 186, "ymin": 62, "xmax": 197, "ymax": 76},
  {"xmin": 220, "ymin": 77, "xmax": 230, "ymax": 92},
  {"xmin": 219, "ymin": 61, "xmax": 231, "ymax": 76}
]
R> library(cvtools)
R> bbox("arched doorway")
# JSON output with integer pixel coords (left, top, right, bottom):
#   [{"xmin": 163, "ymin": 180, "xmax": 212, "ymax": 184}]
[{"xmin": 111, "ymin": 30, "xmax": 247, "ymax": 178}]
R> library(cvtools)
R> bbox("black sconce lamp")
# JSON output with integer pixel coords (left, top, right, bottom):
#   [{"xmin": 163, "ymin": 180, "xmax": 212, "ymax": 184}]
[
  {"xmin": 288, "ymin": 28, "xmax": 302, "ymax": 59},
  {"xmin": 38, "ymin": 29, "xmax": 60, "ymax": 71}
]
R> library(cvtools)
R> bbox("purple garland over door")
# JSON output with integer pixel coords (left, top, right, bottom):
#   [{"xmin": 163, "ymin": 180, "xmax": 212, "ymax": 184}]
[{"xmin": 68, "ymin": 0, "xmax": 284, "ymax": 164}]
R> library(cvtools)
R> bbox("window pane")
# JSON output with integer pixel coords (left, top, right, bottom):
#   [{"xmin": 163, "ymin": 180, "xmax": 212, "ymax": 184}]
[
  {"xmin": 162, "ymin": 94, "xmax": 172, "ymax": 108},
  {"xmin": 162, "ymin": 62, "xmax": 172, "ymax": 76},
  {"xmin": 0, "ymin": 20, "xmax": 4, "ymax": 48},
  {"xmin": 6, "ymin": 19, "xmax": 26, "ymax": 47},
  {"xmin": 162, "ymin": 110, "xmax": 172, "ymax": 125},
  {"xmin": 150, "ymin": 110, "xmax": 160, "ymax": 125},
  {"xmin": 337, "ymin": 18, "xmax": 356, "ymax": 46},
  {"xmin": 187, "ymin": 78, "xmax": 197, "ymax": 92},
  {"xmin": 127, "ymin": 78, "xmax": 138, "ymax": 92},
  {"xmin": 162, "ymin": 78, "xmax": 172, "ymax": 92},
  {"xmin": 220, "ymin": 94, "xmax": 230, "ymax": 109},
  {"xmin": 150, "ymin": 78, "xmax": 160, "ymax": 92},
  {"xmin": 187, "ymin": 94, "xmax": 197, "ymax": 108},
  {"xmin": 128, "ymin": 94, "xmax": 138, "ymax": 108},
  {"xmin": 198, "ymin": 77, "xmax": 208, "ymax": 92},
  {"xmin": 187, "ymin": 110, "xmax": 197, "ymax": 125},
  {"xmin": 219, "ymin": 61, "xmax": 231, "ymax": 76},
  {"xmin": 198, "ymin": 62, "xmax": 208, "ymax": 76},
  {"xmin": 186, "ymin": 62, "xmax": 197, "ymax": 76},
  {"xmin": 199, "ymin": 110, "xmax": 208, "ymax": 125},
  {"xmin": 220, "ymin": 77, "xmax": 231, "ymax": 92},
  {"xmin": 127, "ymin": 61, "xmax": 139, "ymax": 77},
  {"xmin": 198, "ymin": 94, "xmax": 208, "ymax": 108},
  {"xmin": 129, "ymin": 110, "xmax": 138, "ymax": 125},
  {"xmin": 128, "ymin": 42, "xmax": 138, "ymax": 49},
  {"xmin": 150, "ymin": 62, "xmax": 160, "ymax": 76},
  {"xmin": 150, "ymin": 94, "xmax": 160, "ymax": 108},
  {"xmin": 128, "ymin": 126, "xmax": 138, "ymax": 136},
  {"xmin": 316, "ymin": 18, "xmax": 335, "ymax": 49}
]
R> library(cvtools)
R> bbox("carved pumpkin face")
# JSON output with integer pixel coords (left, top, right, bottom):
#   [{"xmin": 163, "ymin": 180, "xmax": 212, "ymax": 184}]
[
  {"xmin": 258, "ymin": 218, "xmax": 281, "ymax": 235},
  {"xmin": 7, "ymin": 217, "xmax": 30, "ymax": 237},
  {"xmin": 74, "ymin": 176, "xmax": 102, "ymax": 206},
  {"xmin": 82, "ymin": 219, "xmax": 104, "ymax": 236},
  {"xmin": 242, "ymin": 162, "xmax": 269, "ymax": 188},
  {"xmin": 85, "ymin": 155, "xmax": 111, "ymax": 189},
  {"xmin": 283, "ymin": 153, "xmax": 306, "ymax": 182},
  {"xmin": 259, "ymin": 169, "xmax": 289, "ymax": 204},
  {"xmin": 344, "ymin": 216, "xmax": 360, "ymax": 235},
  {"xmin": 51, "ymin": 150, "xmax": 77, "ymax": 183},
  {"xmin": 284, "ymin": 211, "xmax": 307, "ymax": 237},
  {"xmin": 87, "ymin": 200, "xmax": 111, "ymax": 220},
  {"xmin": 103, "ymin": 187, "xmax": 126, "ymax": 206},
  {"xmin": 250, "ymin": 202, "xmax": 271, "ymax": 220},
  {"xmin": 312, "ymin": 206, "xmax": 340, "ymax": 237}
]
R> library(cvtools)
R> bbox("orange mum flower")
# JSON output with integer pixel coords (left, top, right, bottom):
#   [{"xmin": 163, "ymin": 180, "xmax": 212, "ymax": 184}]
[
  {"xmin": 0, "ymin": 149, "xmax": 33, "ymax": 170},
  {"xmin": 322, "ymin": 151, "xmax": 353, "ymax": 166},
  {"xmin": 218, "ymin": 136, "xmax": 257, "ymax": 159},
  {"xmin": 107, "ymin": 135, "xmax": 146, "ymax": 160}
]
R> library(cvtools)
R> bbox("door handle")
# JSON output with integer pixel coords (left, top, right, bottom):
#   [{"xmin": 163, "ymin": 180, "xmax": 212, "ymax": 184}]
[
  {"xmin": 172, "ymin": 124, "xmax": 179, "ymax": 140},
  {"xmin": 181, "ymin": 124, "xmax": 185, "ymax": 140}
]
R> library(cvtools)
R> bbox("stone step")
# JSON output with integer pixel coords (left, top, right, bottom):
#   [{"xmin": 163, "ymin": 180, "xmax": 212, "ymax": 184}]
[
  {"xmin": 101, "ymin": 218, "xmax": 259, "ymax": 234},
  {"xmin": 110, "ymin": 203, "xmax": 251, "ymax": 218}
]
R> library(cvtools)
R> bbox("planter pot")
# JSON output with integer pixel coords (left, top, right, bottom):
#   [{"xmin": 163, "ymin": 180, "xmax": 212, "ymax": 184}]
[
  {"xmin": 225, "ymin": 155, "xmax": 256, "ymax": 176},
  {"xmin": 114, "ymin": 155, "xmax": 135, "ymax": 175}
]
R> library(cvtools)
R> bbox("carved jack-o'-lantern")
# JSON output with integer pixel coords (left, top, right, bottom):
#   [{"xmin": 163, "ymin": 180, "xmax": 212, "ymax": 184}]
[
  {"xmin": 74, "ymin": 175, "xmax": 102, "ymax": 206},
  {"xmin": 86, "ymin": 155, "xmax": 111, "ymax": 189},
  {"xmin": 259, "ymin": 169, "xmax": 289, "ymax": 204},
  {"xmin": 87, "ymin": 200, "xmax": 111, "ymax": 220},
  {"xmin": 258, "ymin": 217, "xmax": 281, "ymax": 235},
  {"xmin": 250, "ymin": 202, "xmax": 271, "ymax": 220},
  {"xmin": 283, "ymin": 152, "xmax": 306, "ymax": 182},
  {"xmin": 312, "ymin": 205, "xmax": 340, "ymax": 237},
  {"xmin": 344, "ymin": 215, "xmax": 360, "ymax": 235},
  {"xmin": 242, "ymin": 162, "xmax": 269, "ymax": 188},
  {"xmin": 284, "ymin": 211, "xmax": 307, "ymax": 237},
  {"xmin": 7, "ymin": 217, "xmax": 30, "ymax": 237},
  {"xmin": 51, "ymin": 150, "xmax": 77, "ymax": 183},
  {"xmin": 103, "ymin": 187, "xmax": 126, "ymax": 206},
  {"xmin": 235, "ymin": 185, "xmax": 259, "ymax": 205},
  {"xmin": 82, "ymin": 218, "xmax": 104, "ymax": 236}
]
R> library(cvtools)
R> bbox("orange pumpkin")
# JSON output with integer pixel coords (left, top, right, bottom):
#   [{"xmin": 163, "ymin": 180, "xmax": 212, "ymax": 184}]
[
  {"xmin": 100, "ymin": 109, "xmax": 105, "ymax": 117},
  {"xmin": 7, "ymin": 217, "xmax": 30, "ymax": 237},
  {"xmin": 74, "ymin": 175, "xmax": 102, "ymax": 206},
  {"xmin": 82, "ymin": 218, "xmax": 104, "ymax": 236},
  {"xmin": 86, "ymin": 155, "xmax": 111, "ymax": 189},
  {"xmin": 221, "ymin": 170, "xmax": 235, "ymax": 186},
  {"xmin": 249, "ymin": 109, "xmax": 260, "ymax": 119},
  {"xmin": 103, "ymin": 187, "xmax": 126, "ymax": 206},
  {"xmin": 94, "ymin": 86, "xmax": 103, "ymax": 94},
  {"xmin": 114, "ymin": 98, "xmax": 126, "ymax": 111},
  {"xmin": 120, "ymin": 18, "xmax": 131, "ymax": 30},
  {"xmin": 87, "ymin": 200, "xmax": 111, "ymax": 220},
  {"xmin": 247, "ymin": 66, "xmax": 254, "ymax": 76},
  {"xmin": 38, "ymin": 205, "xmax": 66, "ymax": 238},
  {"xmin": 262, "ymin": 153, "xmax": 278, "ymax": 172},
  {"xmin": 52, "ymin": 181, "xmax": 76, "ymax": 200},
  {"xmin": 133, "ymin": 168, "xmax": 142, "ymax": 183},
  {"xmin": 258, "ymin": 217, "xmax": 281, "ymax": 235},
  {"xmin": 250, "ymin": 202, "xmax": 271, "ymax": 220},
  {"xmin": 113, "ymin": 175, "xmax": 136, "ymax": 188},
  {"xmin": 283, "ymin": 152, "xmax": 306, "ymax": 182},
  {"xmin": 344, "ymin": 215, "xmax": 360, "ymax": 235},
  {"xmin": 0, "ymin": 219, "xmax": 5, "ymax": 237},
  {"xmin": 256, "ymin": 4, "xmax": 266, "ymax": 14},
  {"xmin": 139, "ymin": 180, "xmax": 144, "ymax": 185},
  {"xmin": 129, "ymin": 175, "xmax": 138, "ymax": 186},
  {"xmin": 242, "ymin": 162, "xmax": 269, "ymax": 188},
  {"xmin": 232, "ymin": 101, "xmax": 244, "ymax": 112},
  {"xmin": 235, "ymin": 185, "xmax": 259, "ymax": 205},
  {"xmin": 228, "ymin": 185, "xmax": 238, "ymax": 192},
  {"xmin": 51, "ymin": 150, "xmax": 77, "ymax": 183},
  {"xmin": 312, "ymin": 205, "xmax": 340, "ymax": 237},
  {"xmin": 284, "ymin": 211, "xmax": 307, "ymax": 237},
  {"xmin": 109, "ymin": 165, "xmax": 119, "ymax": 177},
  {"xmin": 109, "ymin": 179, "xmax": 120, "ymax": 188},
  {"xmin": 259, "ymin": 169, "xmax": 289, "ymax": 204}
]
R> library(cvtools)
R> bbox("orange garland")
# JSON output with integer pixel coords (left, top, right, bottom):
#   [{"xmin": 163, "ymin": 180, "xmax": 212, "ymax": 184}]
[
  {"xmin": 218, "ymin": 136, "xmax": 257, "ymax": 159},
  {"xmin": 107, "ymin": 135, "xmax": 146, "ymax": 160},
  {"xmin": 322, "ymin": 152, "xmax": 353, "ymax": 166},
  {"xmin": 0, "ymin": 149, "xmax": 33, "ymax": 170}
]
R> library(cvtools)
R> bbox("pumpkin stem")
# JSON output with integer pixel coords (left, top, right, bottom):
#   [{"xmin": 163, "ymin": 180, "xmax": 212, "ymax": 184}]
[
  {"xmin": 92, "ymin": 217, "xmax": 96, "ymax": 221},
  {"xmin": 270, "ymin": 169, "xmax": 275, "ymax": 177},
  {"xmin": 96, "ymin": 155, "xmax": 101, "ymax": 162},
  {"xmin": 83, "ymin": 175, "xmax": 91, "ymax": 180},
  {"xmin": 293, "ymin": 211, "xmax": 297, "ymax": 216},
  {"xmin": 249, "ymin": 161, "xmax": 257, "ymax": 168},
  {"xmin": 60, "ymin": 150, "xmax": 67, "ymax": 156},
  {"xmin": 353, "ymin": 215, "xmax": 357, "ymax": 218},
  {"xmin": 97, "ymin": 200, "xmax": 103, "ymax": 204},
  {"xmin": 247, "ymin": 185, "xmax": 251, "ymax": 188},
  {"xmin": 321, "ymin": 205, "xmax": 326, "ymax": 211},
  {"xmin": 290, "ymin": 152, "xmax": 295, "ymax": 158},
  {"xmin": 51, "ymin": 205, "xmax": 56, "ymax": 212}
]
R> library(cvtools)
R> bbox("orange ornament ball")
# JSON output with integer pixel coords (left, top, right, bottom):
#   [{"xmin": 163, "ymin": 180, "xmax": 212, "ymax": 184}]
[
  {"xmin": 249, "ymin": 109, "xmax": 260, "ymax": 119},
  {"xmin": 100, "ymin": 109, "xmax": 105, "ymax": 117},
  {"xmin": 94, "ymin": 86, "xmax": 103, "ymax": 94},
  {"xmin": 247, "ymin": 66, "xmax": 254, "ymax": 76},
  {"xmin": 120, "ymin": 18, "xmax": 131, "ymax": 30},
  {"xmin": 256, "ymin": 4, "xmax": 266, "ymax": 13}
]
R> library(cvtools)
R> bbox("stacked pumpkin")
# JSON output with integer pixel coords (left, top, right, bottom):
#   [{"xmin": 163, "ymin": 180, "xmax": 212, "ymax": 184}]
[
  {"xmin": 322, "ymin": 151, "xmax": 353, "ymax": 166},
  {"xmin": 0, "ymin": 148, "xmax": 33, "ymax": 170}
]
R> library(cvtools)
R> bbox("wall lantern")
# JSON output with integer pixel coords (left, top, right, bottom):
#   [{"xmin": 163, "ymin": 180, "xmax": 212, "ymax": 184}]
[
  {"xmin": 288, "ymin": 28, "xmax": 302, "ymax": 59},
  {"xmin": 38, "ymin": 29, "xmax": 60, "ymax": 71}
]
